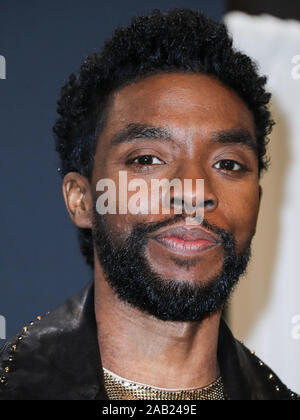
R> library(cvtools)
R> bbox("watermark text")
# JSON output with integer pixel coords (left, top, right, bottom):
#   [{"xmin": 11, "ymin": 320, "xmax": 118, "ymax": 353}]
[
  {"xmin": 0, "ymin": 315, "xmax": 6, "ymax": 339},
  {"xmin": 0, "ymin": 55, "xmax": 6, "ymax": 80},
  {"xmin": 291, "ymin": 315, "xmax": 300, "ymax": 340},
  {"xmin": 291, "ymin": 55, "xmax": 300, "ymax": 80},
  {"xmin": 95, "ymin": 171, "xmax": 205, "ymax": 225}
]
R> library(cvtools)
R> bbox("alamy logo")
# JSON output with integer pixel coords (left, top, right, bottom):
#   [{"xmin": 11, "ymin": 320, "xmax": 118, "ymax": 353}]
[
  {"xmin": 95, "ymin": 171, "xmax": 205, "ymax": 225},
  {"xmin": 0, "ymin": 315, "xmax": 6, "ymax": 339},
  {"xmin": 291, "ymin": 55, "xmax": 300, "ymax": 80},
  {"xmin": 0, "ymin": 55, "xmax": 6, "ymax": 80},
  {"xmin": 291, "ymin": 315, "xmax": 300, "ymax": 340}
]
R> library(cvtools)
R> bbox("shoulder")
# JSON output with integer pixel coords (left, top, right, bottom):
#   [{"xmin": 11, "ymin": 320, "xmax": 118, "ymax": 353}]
[
  {"xmin": 0, "ymin": 282, "xmax": 99, "ymax": 400},
  {"xmin": 235, "ymin": 339, "xmax": 300, "ymax": 400},
  {"xmin": 0, "ymin": 312, "xmax": 56, "ymax": 400}
]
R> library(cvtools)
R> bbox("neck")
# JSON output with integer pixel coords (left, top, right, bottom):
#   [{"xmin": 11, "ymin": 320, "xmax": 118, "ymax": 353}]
[{"xmin": 94, "ymin": 259, "xmax": 222, "ymax": 390}]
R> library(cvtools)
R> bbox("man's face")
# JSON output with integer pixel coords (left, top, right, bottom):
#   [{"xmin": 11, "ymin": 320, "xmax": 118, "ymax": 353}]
[{"xmin": 90, "ymin": 73, "xmax": 261, "ymax": 321}]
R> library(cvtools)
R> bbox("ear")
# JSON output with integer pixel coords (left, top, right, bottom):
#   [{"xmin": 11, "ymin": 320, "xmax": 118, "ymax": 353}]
[{"xmin": 62, "ymin": 172, "xmax": 93, "ymax": 229}]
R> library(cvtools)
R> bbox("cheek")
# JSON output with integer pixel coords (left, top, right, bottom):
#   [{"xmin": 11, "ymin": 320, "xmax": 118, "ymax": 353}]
[
  {"xmin": 92, "ymin": 168, "xmax": 160, "ymax": 244},
  {"xmin": 219, "ymin": 182, "xmax": 260, "ymax": 252}
]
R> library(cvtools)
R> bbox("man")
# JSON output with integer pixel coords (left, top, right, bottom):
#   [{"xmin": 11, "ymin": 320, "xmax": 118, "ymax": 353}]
[{"xmin": 0, "ymin": 8, "xmax": 298, "ymax": 400}]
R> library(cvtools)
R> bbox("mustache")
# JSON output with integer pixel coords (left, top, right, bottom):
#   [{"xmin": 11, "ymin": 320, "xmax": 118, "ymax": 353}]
[
  {"xmin": 93, "ymin": 212, "xmax": 237, "ymax": 257},
  {"xmin": 132, "ymin": 214, "xmax": 234, "ymax": 246}
]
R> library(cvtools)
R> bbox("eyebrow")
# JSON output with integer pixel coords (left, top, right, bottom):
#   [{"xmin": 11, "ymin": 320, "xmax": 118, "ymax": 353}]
[
  {"xmin": 110, "ymin": 124, "xmax": 257, "ymax": 154},
  {"xmin": 110, "ymin": 123, "xmax": 173, "ymax": 146},
  {"xmin": 212, "ymin": 129, "xmax": 257, "ymax": 154}
]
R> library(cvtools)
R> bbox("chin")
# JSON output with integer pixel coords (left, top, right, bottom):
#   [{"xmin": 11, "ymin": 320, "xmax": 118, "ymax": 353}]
[{"xmin": 146, "ymin": 240, "xmax": 224, "ymax": 284}]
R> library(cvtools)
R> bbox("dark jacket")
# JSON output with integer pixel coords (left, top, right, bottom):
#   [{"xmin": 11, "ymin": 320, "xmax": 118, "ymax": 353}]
[{"xmin": 0, "ymin": 282, "xmax": 299, "ymax": 400}]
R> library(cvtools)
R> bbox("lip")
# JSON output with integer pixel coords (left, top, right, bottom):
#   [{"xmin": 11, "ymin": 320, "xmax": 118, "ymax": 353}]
[{"xmin": 152, "ymin": 224, "xmax": 222, "ymax": 257}]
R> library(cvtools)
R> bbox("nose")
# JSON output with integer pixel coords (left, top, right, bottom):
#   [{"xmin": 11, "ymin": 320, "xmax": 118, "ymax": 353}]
[{"xmin": 170, "ymin": 163, "xmax": 219, "ymax": 216}]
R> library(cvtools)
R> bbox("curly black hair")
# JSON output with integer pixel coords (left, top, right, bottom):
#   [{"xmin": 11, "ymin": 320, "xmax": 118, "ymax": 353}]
[{"xmin": 53, "ymin": 8, "xmax": 274, "ymax": 267}]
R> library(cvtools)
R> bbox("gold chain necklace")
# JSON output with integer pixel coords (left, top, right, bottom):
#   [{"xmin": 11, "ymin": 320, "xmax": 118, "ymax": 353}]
[{"xmin": 103, "ymin": 367, "xmax": 226, "ymax": 400}]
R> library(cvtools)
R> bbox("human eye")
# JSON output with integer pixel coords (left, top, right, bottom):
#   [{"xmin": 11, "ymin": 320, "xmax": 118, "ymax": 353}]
[
  {"xmin": 213, "ymin": 159, "xmax": 247, "ymax": 173},
  {"xmin": 129, "ymin": 155, "xmax": 165, "ymax": 166}
]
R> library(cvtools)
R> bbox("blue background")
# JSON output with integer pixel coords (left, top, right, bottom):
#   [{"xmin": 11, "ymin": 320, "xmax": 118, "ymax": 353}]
[{"xmin": 0, "ymin": 0, "xmax": 225, "ymax": 345}]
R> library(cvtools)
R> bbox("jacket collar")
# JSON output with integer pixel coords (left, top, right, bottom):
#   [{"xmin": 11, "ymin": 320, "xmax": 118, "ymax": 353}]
[{"xmin": 53, "ymin": 281, "xmax": 252, "ymax": 400}]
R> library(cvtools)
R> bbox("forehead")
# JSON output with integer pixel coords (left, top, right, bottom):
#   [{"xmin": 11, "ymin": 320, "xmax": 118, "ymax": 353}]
[{"xmin": 102, "ymin": 73, "xmax": 256, "ymax": 141}]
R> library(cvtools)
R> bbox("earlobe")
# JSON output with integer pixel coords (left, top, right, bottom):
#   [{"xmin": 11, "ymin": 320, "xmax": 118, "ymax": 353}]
[{"xmin": 62, "ymin": 173, "xmax": 93, "ymax": 229}]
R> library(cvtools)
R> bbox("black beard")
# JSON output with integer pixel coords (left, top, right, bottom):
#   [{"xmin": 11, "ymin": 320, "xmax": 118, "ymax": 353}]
[{"xmin": 92, "ymin": 213, "xmax": 252, "ymax": 322}]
